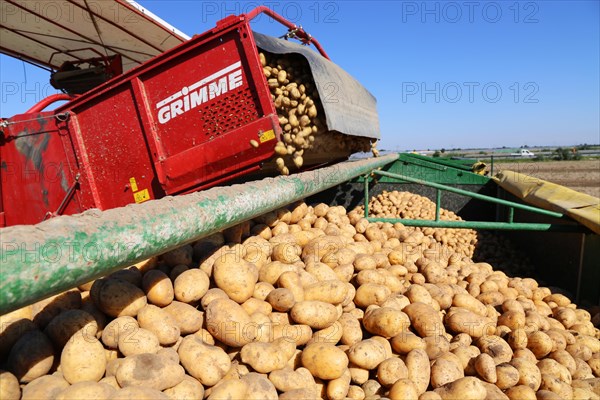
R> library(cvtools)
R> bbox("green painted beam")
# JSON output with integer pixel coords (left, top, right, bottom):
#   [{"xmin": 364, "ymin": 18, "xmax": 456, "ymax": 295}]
[
  {"xmin": 0, "ymin": 154, "xmax": 398, "ymax": 315},
  {"xmin": 399, "ymin": 153, "xmax": 475, "ymax": 171},
  {"xmin": 375, "ymin": 153, "xmax": 490, "ymax": 185},
  {"xmin": 367, "ymin": 218, "xmax": 587, "ymax": 232}
]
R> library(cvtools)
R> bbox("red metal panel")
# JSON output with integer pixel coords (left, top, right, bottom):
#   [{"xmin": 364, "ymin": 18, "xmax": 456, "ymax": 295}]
[
  {"xmin": 58, "ymin": 16, "xmax": 278, "ymax": 199},
  {"xmin": 133, "ymin": 21, "xmax": 278, "ymax": 193},
  {"xmin": 0, "ymin": 112, "xmax": 82, "ymax": 225},
  {"xmin": 145, "ymin": 38, "xmax": 255, "ymax": 156},
  {"xmin": 1, "ymin": 16, "xmax": 281, "ymax": 226},
  {"xmin": 162, "ymin": 116, "xmax": 279, "ymax": 194},
  {"xmin": 0, "ymin": 134, "xmax": 5, "ymax": 227},
  {"xmin": 66, "ymin": 87, "xmax": 162, "ymax": 210}
]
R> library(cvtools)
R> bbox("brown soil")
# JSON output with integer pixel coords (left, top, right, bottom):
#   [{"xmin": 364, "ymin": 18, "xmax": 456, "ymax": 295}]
[{"xmin": 496, "ymin": 160, "xmax": 600, "ymax": 198}]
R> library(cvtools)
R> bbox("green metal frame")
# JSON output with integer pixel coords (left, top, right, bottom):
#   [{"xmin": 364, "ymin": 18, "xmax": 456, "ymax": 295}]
[
  {"xmin": 365, "ymin": 153, "xmax": 489, "ymax": 185},
  {"xmin": 363, "ymin": 169, "xmax": 586, "ymax": 232}
]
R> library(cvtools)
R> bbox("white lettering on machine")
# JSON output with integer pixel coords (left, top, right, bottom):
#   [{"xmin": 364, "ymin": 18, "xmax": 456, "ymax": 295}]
[{"xmin": 156, "ymin": 62, "xmax": 243, "ymax": 124}]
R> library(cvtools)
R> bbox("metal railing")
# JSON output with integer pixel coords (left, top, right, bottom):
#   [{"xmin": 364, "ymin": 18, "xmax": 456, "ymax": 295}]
[{"xmin": 363, "ymin": 169, "xmax": 587, "ymax": 233}]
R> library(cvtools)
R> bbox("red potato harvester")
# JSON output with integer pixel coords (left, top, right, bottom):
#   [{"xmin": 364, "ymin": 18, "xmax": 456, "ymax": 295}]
[{"xmin": 0, "ymin": 4, "xmax": 379, "ymax": 226}]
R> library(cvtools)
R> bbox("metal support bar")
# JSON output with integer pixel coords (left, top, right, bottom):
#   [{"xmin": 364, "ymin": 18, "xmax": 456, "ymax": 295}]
[
  {"xmin": 435, "ymin": 189, "xmax": 441, "ymax": 221},
  {"xmin": 368, "ymin": 218, "xmax": 586, "ymax": 232},
  {"xmin": 508, "ymin": 207, "xmax": 514, "ymax": 223},
  {"xmin": 0, "ymin": 154, "xmax": 398, "ymax": 315},
  {"xmin": 244, "ymin": 6, "xmax": 330, "ymax": 59},
  {"xmin": 372, "ymin": 169, "xmax": 565, "ymax": 219},
  {"xmin": 364, "ymin": 174, "xmax": 370, "ymax": 218},
  {"xmin": 55, "ymin": 173, "xmax": 80, "ymax": 217}
]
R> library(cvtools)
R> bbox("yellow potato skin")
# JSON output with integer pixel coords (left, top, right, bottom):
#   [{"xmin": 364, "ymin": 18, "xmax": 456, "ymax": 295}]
[
  {"xmin": 363, "ymin": 307, "xmax": 409, "ymax": 338},
  {"xmin": 348, "ymin": 339, "xmax": 387, "ymax": 370},
  {"xmin": 302, "ymin": 342, "xmax": 348, "ymax": 380},
  {"xmin": 290, "ymin": 300, "xmax": 338, "ymax": 329},
  {"xmin": 431, "ymin": 357, "xmax": 464, "ymax": 388},
  {"xmin": 0, "ymin": 370, "xmax": 21, "ymax": 400},
  {"xmin": 178, "ymin": 336, "xmax": 231, "ymax": 386},
  {"xmin": 389, "ymin": 378, "xmax": 419, "ymax": 400},
  {"xmin": 61, "ymin": 332, "xmax": 106, "ymax": 384},
  {"xmin": 21, "ymin": 376, "xmax": 70, "ymax": 400},
  {"xmin": 433, "ymin": 377, "xmax": 487, "ymax": 400},
  {"xmin": 406, "ymin": 348, "xmax": 431, "ymax": 395},
  {"xmin": 205, "ymin": 298, "xmax": 254, "ymax": 347},
  {"xmin": 241, "ymin": 338, "xmax": 296, "ymax": 373},
  {"xmin": 56, "ymin": 381, "xmax": 116, "ymax": 400}
]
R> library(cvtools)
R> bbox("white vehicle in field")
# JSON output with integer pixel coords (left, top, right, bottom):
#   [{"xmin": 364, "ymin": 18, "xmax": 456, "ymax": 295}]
[{"xmin": 510, "ymin": 149, "xmax": 536, "ymax": 158}]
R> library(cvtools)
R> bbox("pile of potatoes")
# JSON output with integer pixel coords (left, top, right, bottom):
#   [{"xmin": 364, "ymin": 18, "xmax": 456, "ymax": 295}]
[
  {"xmin": 359, "ymin": 190, "xmax": 536, "ymax": 277},
  {"xmin": 1, "ymin": 200, "xmax": 599, "ymax": 400},
  {"xmin": 358, "ymin": 190, "xmax": 479, "ymax": 258},
  {"xmin": 260, "ymin": 51, "xmax": 374, "ymax": 175}
]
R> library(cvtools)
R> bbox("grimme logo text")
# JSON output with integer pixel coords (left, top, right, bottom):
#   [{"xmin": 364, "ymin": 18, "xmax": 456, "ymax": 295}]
[{"xmin": 156, "ymin": 61, "xmax": 243, "ymax": 124}]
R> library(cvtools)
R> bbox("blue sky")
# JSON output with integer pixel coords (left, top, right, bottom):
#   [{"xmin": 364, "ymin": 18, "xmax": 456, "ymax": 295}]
[{"xmin": 1, "ymin": 1, "xmax": 598, "ymax": 151}]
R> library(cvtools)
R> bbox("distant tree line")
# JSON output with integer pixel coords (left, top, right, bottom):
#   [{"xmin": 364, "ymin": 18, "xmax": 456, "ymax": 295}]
[{"xmin": 552, "ymin": 147, "xmax": 581, "ymax": 161}]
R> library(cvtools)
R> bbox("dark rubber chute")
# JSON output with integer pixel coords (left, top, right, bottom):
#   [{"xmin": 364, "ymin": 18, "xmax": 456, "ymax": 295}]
[{"xmin": 253, "ymin": 31, "xmax": 380, "ymax": 140}]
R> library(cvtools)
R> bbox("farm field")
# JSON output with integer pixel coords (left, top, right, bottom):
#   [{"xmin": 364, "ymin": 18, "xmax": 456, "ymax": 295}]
[{"xmin": 496, "ymin": 159, "xmax": 600, "ymax": 198}]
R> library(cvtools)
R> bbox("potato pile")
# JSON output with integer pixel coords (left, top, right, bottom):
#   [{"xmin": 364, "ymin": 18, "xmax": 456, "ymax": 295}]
[
  {"xmin": 260, "ymin": 51, "xmax": 374, "ymax": 175},
  {"xmin": 1, "ymin": 201, "xmax": 599, "ymax": 400},
  {"xmin": 358, "ymin": 190, "xmax": 537, "ymax": 277},
  {"xmin": 358, "ymin": 190, "xmax": 479, "ymax": 258}
]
